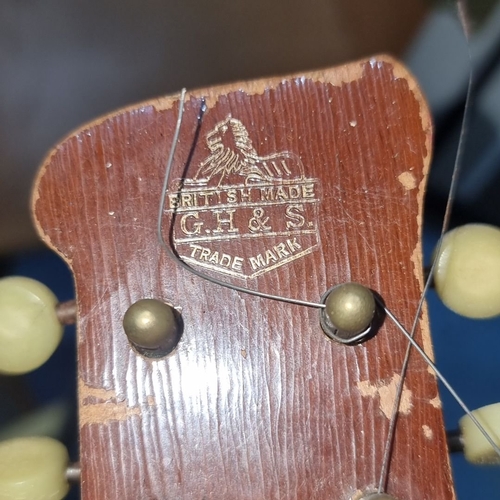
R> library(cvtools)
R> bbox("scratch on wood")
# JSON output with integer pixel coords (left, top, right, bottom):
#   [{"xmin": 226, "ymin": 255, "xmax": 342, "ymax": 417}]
[{"xmin": 357, "ymin": 373, "xmax": 413, "ymax": 419}]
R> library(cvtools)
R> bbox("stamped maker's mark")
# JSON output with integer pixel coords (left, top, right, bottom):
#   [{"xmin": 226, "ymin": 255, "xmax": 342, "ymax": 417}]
[{"xmin": 166, "ymin": 116, "xmax": 320, "ymax": 279}]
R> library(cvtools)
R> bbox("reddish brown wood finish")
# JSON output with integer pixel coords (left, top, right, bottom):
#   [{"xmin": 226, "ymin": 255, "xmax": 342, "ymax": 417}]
[{"xmin": 33, "ymin": 56, "xmax": 455, "ymax": 500}]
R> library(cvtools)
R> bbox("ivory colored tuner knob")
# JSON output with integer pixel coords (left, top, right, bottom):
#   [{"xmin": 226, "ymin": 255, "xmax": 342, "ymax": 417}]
[
  {"xmin": 0, "ymin": 276, "xmax": 63, "ymax": 375},
  {"xmin": 0, "ymin": 436, "xmax": 70, "ymax": 500},
  {"xmin": 433, "ymin": 224, "xmax": 500, "ymax": 318},
  {"xmin": 460, "ymin": 402, "xmax": 500, "ymax": 464}
]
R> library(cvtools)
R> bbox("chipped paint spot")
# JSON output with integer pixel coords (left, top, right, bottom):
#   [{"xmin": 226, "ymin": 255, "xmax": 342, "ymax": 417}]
[
  {"xmin": 80, "ymin": 400, "xmax": 141, "ymax": 426},
  {"xmin": 411, "ymin": 244, "xmax": 423, "ymax": 289},
  {"xmin": 357, "ymin": 373, "xmax": 413, "ymax": 419},
  {"xmin": 349, "ymin": 120, "xmax": 357, "ymax": 127},
  {"xmin": 241, "ymin": 349, "xmax": 247, "ymax": 359},
  {"xmin": 398, "ymin": 171, "xmax": 417, "ymax": 190},
  {"xmin": 357, "ymin": 381, "xmax": 378, "ymax": 398},
  {"xmin": 79, "ymin": 380, "xmax": 116, "ymax": 402},
  {"xmin": 421, "ymin": 326, "xmax": 436, "ymax": 373},
  {"xmin": 349, "ymin": 490, "xmax": 365, "ymax": 500},
  {"xmin": 430, "ymin": 396, "xmax": 442, "ymax": 409},
  {"xmin": 79, "ymin": 379, "xmax": 145, "ymax": 425},
  {"xmin": 422, "ymin": 424, "xmax": 433, "ymax": 440}
]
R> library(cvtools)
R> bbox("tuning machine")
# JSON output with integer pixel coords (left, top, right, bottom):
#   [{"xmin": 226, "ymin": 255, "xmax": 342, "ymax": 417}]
[
  {"xmin": 0, "ymin": 276, "xmax": 80, "ymax": 499},
  {"xmin": 433, "ymin": 224, "xmax": 500, "ymax": 462},
  {"xmin": 447, "ymin": 402, "xmax": 500, "ymax": 465},
  {"xmin": 433, "ymin": 224, "xmax": 500, "ymax": 319},
  {"xmin": 0, "ymin": 436, "xmax": 80, "ymax": 500},
  {"xmin": 0, "ymin": 276, "xmax": 76, "ymax": 375}
]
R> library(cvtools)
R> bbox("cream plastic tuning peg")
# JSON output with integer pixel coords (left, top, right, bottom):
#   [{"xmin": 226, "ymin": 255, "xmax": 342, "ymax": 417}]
[
  {"xmin": 0, "ymin": 276, "xmax": 64, "ymax": 375},
  {"xmin": 433, "ymin": 224, "xmax": 500, "ymax": 318},
  {"xmin": 460, "ymin": 402, "xmax": 500, "ymax": 464},
  {"xmin": 0, "ymin": 436, "xmax": 70, "ymax": 500}
]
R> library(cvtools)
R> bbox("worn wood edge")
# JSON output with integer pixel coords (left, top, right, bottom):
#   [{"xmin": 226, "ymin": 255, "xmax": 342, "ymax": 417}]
[
  {"xmin": 31, "ymin": 53, "xmax": 431, "ymax": 248},
  {"xmin": 385, "ymin": 58, "xmax": 455, "ymax": 495}
]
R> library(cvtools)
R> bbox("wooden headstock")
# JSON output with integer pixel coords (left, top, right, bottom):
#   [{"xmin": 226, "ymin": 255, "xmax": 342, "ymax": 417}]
[{"xmin": 33, "ymin": 56, "xmax": 455, "ymax": 499}]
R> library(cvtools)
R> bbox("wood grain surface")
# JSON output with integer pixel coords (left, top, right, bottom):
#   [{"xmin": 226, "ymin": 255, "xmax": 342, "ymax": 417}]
[{"xmin": 33, "ymin": 56, "xmax": 455, "ymax": 499}]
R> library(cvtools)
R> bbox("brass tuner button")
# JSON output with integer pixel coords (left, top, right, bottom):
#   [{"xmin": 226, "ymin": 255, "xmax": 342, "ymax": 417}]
[
  {"xmin": 321, "ymin": 282, "xmax": 376, "ymax": 343},
  {"xmin": 123, "ymin": 299, "xmax": 182, "ymax": 357}
]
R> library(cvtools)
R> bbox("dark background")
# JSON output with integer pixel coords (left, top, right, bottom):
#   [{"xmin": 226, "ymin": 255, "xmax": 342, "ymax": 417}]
[{"xmin": 1, "ymin": 1, "xmax": 500, "ymax": 498}]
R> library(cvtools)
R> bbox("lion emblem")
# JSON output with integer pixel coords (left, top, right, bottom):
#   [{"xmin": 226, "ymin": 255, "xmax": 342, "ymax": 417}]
[{"xmin": 188, "ymin": 116, "xmax": 304, "ymax": 187}]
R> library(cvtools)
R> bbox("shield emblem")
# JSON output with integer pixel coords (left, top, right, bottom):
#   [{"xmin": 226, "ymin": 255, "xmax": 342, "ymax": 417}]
[{"xmin": 166, "ymin": 115, "xmax": 321, "ymax": 279}]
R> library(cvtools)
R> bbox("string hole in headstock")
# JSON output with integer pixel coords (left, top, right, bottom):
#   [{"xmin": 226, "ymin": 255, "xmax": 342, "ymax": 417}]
[
  {"xmin": 320, "ymin": 283, "xmax": 382, "ymax": 345},
  {"xmin": 123, "ymin": 299, "xmax": 183, "ymax": 359}
]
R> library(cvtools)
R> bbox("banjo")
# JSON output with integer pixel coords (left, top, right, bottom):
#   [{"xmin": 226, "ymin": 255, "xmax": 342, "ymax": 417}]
[{"xmin": 0, "ymin": 34, "xmax": 499, "ymax": 500}]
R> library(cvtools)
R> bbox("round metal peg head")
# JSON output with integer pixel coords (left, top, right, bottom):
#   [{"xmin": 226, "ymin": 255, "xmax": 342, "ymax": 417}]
[
  {"xmin": 322, "ymin": 282, "xmax": 375, "ymax": 342},
  {"xmin": 123, "ymin": 299, "xmax": 182, "ymax": 356}
]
